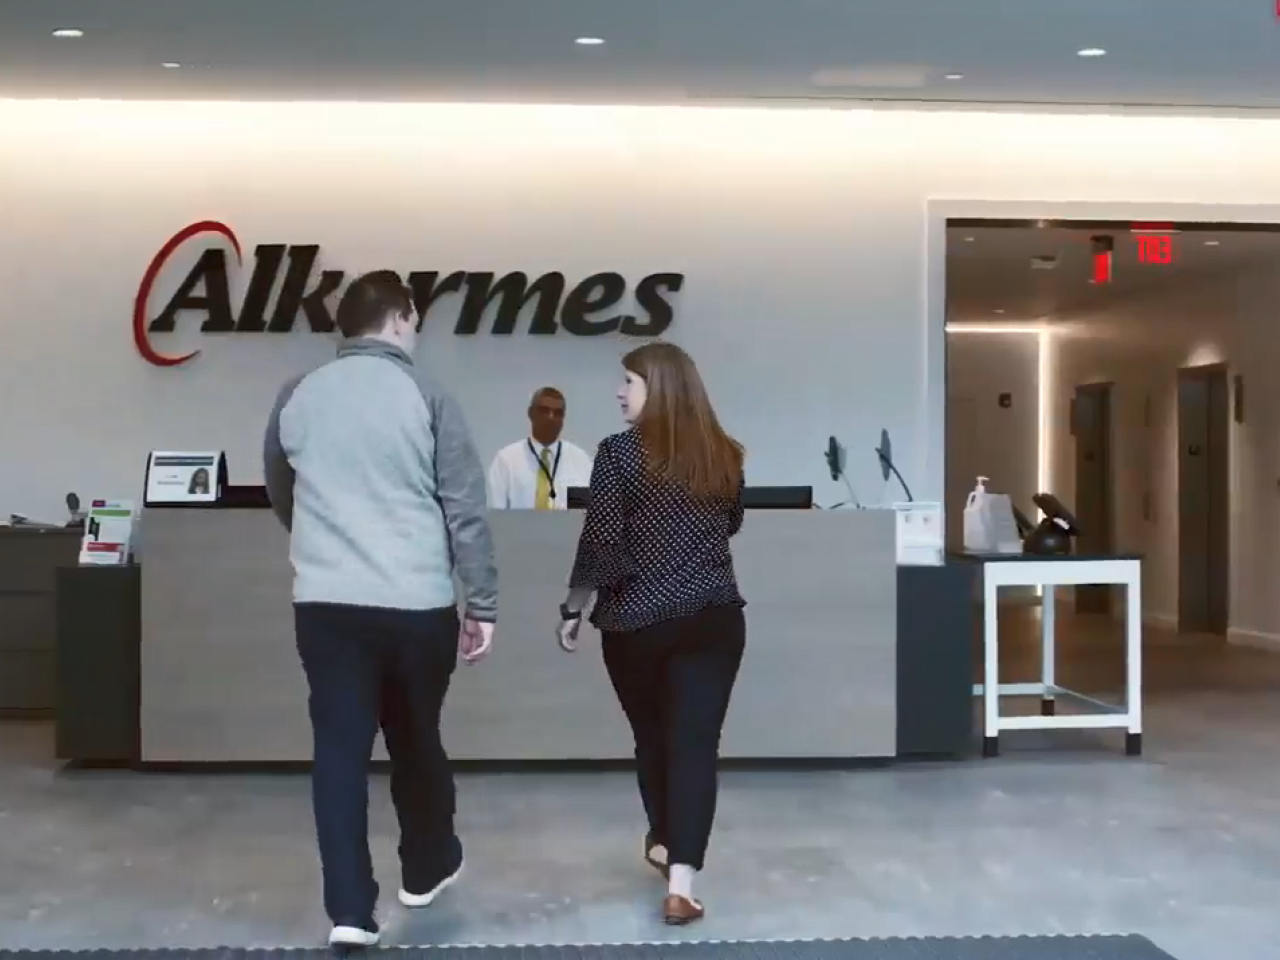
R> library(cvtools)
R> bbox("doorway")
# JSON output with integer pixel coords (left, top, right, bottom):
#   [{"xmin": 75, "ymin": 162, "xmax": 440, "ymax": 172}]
[
  {"xmin": 1177, "ymin": 363, "xmax": 1230, "ymax": 635},
  {"xmin": 1073, "ymin": 382, "xmax": 1114, "ymax": 614},
  {"xmin": 945, "ymin": 395, "xmax": 979, "ymax": 550}
]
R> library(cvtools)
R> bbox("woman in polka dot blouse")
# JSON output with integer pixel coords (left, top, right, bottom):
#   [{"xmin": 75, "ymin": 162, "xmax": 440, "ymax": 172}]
[{"xmin": 556, "ymin": 341, "xmax": 746, "ymax": 926}]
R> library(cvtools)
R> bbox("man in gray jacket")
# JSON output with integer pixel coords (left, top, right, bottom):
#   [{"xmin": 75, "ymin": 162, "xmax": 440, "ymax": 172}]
[{"xmin": 264, "ymin": 271, "xmax": 496, "ymax": 948}]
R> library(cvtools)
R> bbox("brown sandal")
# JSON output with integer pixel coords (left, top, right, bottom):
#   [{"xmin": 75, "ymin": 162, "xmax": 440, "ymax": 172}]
[{"xmin": 662, "ymin": 894, "xmax": 705, "ymax": 925}]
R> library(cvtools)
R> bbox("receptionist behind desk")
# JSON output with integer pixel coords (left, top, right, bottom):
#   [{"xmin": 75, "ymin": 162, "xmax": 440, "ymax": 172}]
[{"xmin": 486, "ymin": 386, "xmax": 593, "ymax": 510}]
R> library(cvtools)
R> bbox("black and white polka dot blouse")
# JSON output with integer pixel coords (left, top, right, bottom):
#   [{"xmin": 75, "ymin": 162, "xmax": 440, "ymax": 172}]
[{"xmin": 568, "ymin": 427, "xmax": 746, "ymax": 633}]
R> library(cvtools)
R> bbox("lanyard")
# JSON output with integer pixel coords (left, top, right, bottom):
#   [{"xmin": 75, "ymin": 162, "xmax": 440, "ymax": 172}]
[{"xmin": 528, "ymin": 440, "xmax": 562, "ymax": 500}]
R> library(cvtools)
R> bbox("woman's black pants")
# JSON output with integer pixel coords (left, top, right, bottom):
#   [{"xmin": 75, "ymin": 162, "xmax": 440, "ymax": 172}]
[{"xmin": 601, "ymin": 603, "xmax": 746, "ymax": 871}]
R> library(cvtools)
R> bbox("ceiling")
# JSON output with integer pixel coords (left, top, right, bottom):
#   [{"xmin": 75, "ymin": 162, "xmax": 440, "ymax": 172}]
[
  {"xmin": 2, "ymin": 0, "xmax": 1280, "ymax": 108},
  {"xmin": 946, "ymin": 225, "xmax": 1280, "ymax": 322}
]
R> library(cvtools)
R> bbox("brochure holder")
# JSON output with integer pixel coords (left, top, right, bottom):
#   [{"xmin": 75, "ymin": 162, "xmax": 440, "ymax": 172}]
[
  {"xmin": 78, "ymin": 499, "xmax": 136, "ymax": 566},
  {"xmin": 143, "ymin": 451, "xmax": 228, "ymax": 507},
  {"xmin": 893, "ymin": 500, "xmax": 944, "ymax": 566}
]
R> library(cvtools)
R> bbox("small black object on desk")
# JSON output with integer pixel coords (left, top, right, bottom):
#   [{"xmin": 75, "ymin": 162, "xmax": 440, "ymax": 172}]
[{"xmin": 1022, "ymin": 492, "xmax": 1080, "ymax": 555}]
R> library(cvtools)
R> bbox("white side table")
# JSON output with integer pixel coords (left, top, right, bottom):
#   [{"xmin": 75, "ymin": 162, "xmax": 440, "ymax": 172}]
[{"xmin": 963, "ymin": 553, "xmax": 1143, "ymax": 757}]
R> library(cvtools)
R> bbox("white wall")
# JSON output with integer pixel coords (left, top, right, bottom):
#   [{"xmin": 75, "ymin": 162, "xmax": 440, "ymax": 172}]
[
  {"xmin": 1047, "ymin": 265, "xmax": 1280, "ymax": 644},
  {"xmin": 7, "ymin": 101, "xmax": 1280, "ymax": 522},
  {"xmin": 945, "ymin": 332, "xmax": 1041, "ymax": 548}
]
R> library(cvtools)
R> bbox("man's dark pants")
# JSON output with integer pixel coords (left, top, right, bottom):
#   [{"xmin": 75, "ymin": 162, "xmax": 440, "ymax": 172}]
[{"xmin": 295, "ymin": 602, "xmax": 462, "ymax": 926}]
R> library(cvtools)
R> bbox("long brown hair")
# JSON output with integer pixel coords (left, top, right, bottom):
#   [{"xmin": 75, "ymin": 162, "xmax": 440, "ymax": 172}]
[{"xmin": 622, "ymin": 342, "xmax": 744, "ymax": 498}]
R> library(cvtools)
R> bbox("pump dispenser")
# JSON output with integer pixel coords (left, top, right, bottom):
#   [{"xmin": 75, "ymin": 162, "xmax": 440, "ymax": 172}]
[
  {"xmin": 962, "ymin": 475, "xmax": 1020, "ymax": 553},
  {"xmin": 966, "ymin": 476, "xmax": 989, "ymax": 507}
]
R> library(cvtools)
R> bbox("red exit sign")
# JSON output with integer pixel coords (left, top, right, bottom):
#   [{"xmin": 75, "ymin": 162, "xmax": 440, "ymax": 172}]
[
  {"xmin": 1090, "ymin": 224, "xmax": 1176, "ymax": 283},
  {"xmin": 1131, "ymin": 223, "xmax": 1175, "ymax": 265}
]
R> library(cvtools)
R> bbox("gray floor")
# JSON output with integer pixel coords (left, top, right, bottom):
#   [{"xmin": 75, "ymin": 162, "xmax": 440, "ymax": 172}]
[{"xmin": 3, "ymin": 611, "xmax": 1280, "ymax": 960}]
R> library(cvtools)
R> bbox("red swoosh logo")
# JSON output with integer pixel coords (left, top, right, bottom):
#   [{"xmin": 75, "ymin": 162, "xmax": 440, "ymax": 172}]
[{"xmin": 133, "ymin": 220, "xmax": 242, "ymax": 367}]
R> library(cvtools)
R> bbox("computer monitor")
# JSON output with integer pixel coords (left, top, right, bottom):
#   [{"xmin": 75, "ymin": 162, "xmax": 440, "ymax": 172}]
[
  {"xmin": 742, "ymin": 486, "xmax": 813, "ymax": 509},
  {"xmin": 221, "ymin": 485, "xmax": 272, "ymax": 509},
  {"xmin": 563, "ymin": 485, "xmax": 813, "ymax": 510}
]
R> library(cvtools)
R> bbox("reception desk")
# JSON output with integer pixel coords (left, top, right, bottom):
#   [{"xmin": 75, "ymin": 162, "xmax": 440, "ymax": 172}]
[{"xmin": 54, "ymin": 504, "xmax": 975, "ymax": 765}]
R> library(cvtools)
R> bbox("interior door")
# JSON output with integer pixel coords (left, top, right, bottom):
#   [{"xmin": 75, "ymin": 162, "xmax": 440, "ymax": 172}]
[
  {"xmin": 1074, "ymin": 382, "xmax": 1114, "ymax": 614},
  {"xmin": 1178, "ymin": 365, "xmax": 1230, "ymax": 635},
  {"xmin": 946, "ymin": 396, "xmax": 979, "ymax": 551}
]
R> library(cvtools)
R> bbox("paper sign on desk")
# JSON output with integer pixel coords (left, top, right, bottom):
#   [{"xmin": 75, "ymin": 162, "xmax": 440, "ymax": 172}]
[
  {"xmin": 893, "ymin": 501, "xmax": 943, "ymax": 565},
  {"xmin": 78, "ymin": 499, "xmax": 135, "ymax": 566},
  {"xmin": 144, "ymin": 451, "xmax": 224, "ymax": 505}
]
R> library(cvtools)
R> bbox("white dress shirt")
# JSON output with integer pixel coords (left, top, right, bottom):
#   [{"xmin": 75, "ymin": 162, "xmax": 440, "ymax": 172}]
[{"xmin": 487, "ymin": 438, "xmax": 594, "ymax": 510}]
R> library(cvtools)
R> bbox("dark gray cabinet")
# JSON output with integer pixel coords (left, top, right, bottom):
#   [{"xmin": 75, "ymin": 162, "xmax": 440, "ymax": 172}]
[{"xmin": 0, "ymin": 528, "xmax": 81, "ymax": 716}]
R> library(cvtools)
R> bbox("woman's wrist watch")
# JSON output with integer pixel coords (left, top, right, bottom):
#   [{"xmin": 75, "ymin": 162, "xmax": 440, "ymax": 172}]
[{"xmin": 559, "ymin": 603, "xmax": 582, "ymax": 622}]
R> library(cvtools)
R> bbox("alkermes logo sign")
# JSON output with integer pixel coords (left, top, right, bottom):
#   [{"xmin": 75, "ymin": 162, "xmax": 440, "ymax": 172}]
[{"xmin": 133, "ymin": 220, "xmax": 684, "ymax": 366}]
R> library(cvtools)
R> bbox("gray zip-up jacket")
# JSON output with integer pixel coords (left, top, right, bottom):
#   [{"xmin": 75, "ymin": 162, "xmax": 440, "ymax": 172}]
[{"xmin": 262, "ymin": 338, "xmax": 497, "ymax": 621}]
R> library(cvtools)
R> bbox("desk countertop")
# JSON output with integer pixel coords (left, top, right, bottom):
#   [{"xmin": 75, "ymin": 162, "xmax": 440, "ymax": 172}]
[
  {"xmin": 0, "ymin": 526, "xmax": 80, "ymax": 537},
  {"xmin": 948, "ymin": 551, "xmax": 1143, "ymax": 563}
]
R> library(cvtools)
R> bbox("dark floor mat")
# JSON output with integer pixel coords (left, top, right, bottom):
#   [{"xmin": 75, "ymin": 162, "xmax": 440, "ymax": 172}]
[{"xmin": 0, "ymin": 936, "xmax": 1178, "ymax": 960}]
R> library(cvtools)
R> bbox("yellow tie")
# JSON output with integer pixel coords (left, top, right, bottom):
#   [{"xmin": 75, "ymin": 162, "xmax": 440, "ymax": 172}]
[{"xmin": 535, "ymin": 446, "xmax": 553, "ymax": 510}]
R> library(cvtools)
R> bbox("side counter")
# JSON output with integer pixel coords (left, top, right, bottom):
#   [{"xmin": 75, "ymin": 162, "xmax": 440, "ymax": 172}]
[{"xmin": 0, "ymin": 527, "xmax": 80, "ymax": 717}]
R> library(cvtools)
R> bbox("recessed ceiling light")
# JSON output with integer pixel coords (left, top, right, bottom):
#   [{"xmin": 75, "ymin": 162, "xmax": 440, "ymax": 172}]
[
  {"xmin": 1077, "ymin": 48, "xmax": 1107, "ymax": 57},
  {"xmin": 944, "ymin": 73, "xmax": 964, "ymax": 80},
  {"xmin": 52, "ymin": 28, "xmax": 84, "ymax": 38},
  {"xmin": 161, "ymin": 62, "xmax": 181, "ymax": 69},
  {"xmin": 964, "ymin": 236, "xmax": 976, "ymax": 242},
  {"xmin": 994, "ymin": 309, "xmax": 1005, "ymax": 314},
  {"xmin": 1204, "ymin": 239, "xmax": 1220, "ymax": 246},
  {"xmin": 574, "ymin": 37, "xmax": 605, "ymax": 46},
  {"xmin": 811, "ymin": 65, "xmax": 931, "ymax": 89}
]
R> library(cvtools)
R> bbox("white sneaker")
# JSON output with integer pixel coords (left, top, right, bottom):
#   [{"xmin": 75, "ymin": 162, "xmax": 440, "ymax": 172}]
[
  {"xmin": 328, "ymin": 921, "xmax": 380, "ymax": 948},
  {"xmin": 398, "ymin": 861, "xmax": 463, "ymax": 908}
]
